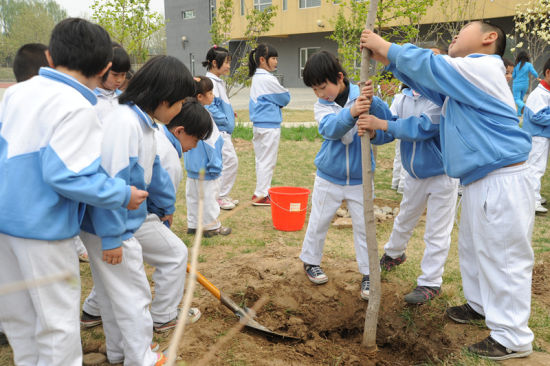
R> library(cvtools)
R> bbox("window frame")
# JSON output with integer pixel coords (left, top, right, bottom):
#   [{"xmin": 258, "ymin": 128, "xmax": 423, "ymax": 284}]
[{"xmin": 299, "ymin": 47, "xmax": 320, "ymax": 78}]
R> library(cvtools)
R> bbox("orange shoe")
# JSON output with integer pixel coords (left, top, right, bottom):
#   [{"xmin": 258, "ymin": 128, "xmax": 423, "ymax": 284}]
[{"xmin": 155, "ymin": 352, "xmax": 167, "ymax": 366}]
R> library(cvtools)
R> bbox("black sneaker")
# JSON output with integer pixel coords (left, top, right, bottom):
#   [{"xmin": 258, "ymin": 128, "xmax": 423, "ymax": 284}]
[
  {"xmin": 303, "ymin": 263, "xmax": 328, "ymax": 285},
  {"xmin": 80, "ymin": 310, "xmax": 102, "ymax": 328},
  {"xmin": 404, "ymin": 286, "xmax": 441, "ymax": 304},
  {"xmin": 468, "ymin": 336, "xmax": 532, "ymax": 360},
  {"xmin": 446, "ymin": 303, "xmax": 485, "ymax": 324},
  {"xmin": 0, "ymin": 332, "xmax": 7, "ymax": 345},
  {"xmin": 380, "ymin": 253, "xmax": 406, "ymax": 271},
  {"xmin": 187, "ymin": 228, "xmax": 196, "ymax": 235},
  {"xmin": 360, "ymin": 275, "xmax": 370, "ymax": 301}
]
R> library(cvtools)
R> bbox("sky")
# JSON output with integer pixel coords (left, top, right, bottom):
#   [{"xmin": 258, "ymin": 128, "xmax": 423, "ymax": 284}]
[{"xmin": 54, "ymin": 0, "xmax": 165, "ymax": 18}]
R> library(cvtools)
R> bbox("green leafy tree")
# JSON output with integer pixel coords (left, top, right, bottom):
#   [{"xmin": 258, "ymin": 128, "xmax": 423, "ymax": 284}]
[
  {"xmin": 329, "ymin": 0, "xmax": 433, "ymax": 82},
  {"xmin": 91, "ymin": 0, "xmax": 164, "ymax": 63},
  {"xmin": 210, "ymin": 0, "xmax": 233, "ymax": 47}
]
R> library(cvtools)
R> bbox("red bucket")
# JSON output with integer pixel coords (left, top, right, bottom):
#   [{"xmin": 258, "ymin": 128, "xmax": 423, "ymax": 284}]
[{"xmin": 268, "ymin": 186, "xmax": 310, "ymax": 231}]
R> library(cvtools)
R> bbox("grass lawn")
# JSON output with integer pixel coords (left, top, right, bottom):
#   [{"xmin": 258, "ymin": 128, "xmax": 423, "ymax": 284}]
[
  {"xmin": 0, "ymin": 67, "xmax": 15, "ymax": 81},
  {"xmin": 234, "ymin": 108, "xmax": 314, "ymax": 123}
]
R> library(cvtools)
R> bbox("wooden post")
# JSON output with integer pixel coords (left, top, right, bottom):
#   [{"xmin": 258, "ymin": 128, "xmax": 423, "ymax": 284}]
[{"xmin": 359, "ymin": 0, "xmax": 380, "ymax": 352}]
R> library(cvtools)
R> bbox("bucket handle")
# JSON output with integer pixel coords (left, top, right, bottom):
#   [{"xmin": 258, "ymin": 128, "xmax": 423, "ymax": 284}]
[{"xmin": 270, "ymin": 198, "xmax": 308, "ymax": 213}]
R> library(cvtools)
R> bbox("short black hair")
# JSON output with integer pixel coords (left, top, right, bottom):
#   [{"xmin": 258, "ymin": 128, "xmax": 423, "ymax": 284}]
[
  {"xmin": 194, "ymin": 75, "xmax": 213, "ymax": 96},
  {"xmin": 478, "ymin": 20, "xmax": 506, "ymax": 57},
  {"xmin": 111, "ymin": 46, "xmax": 131, "ymax": 73},
  {"xmin": 502, "ymin": 57, "xmax": 514, "ymax": 68},
  {"xmin": 515, "ymin": 50, "xmax": 530, "ymax": 68},
  {"xmin": 49, "ymin": 18, "xmax": 112, "ymax": 78},
  {"xmin": 166, "ymin": 97, "xmax": 213, "ymax": 140},
  {"xmin": 302, "ymin": 51, "xmax": 348, "ymax": 87},
  {"xmin": 13, "ymin": 43, "xmax": 48, "ymax": 82},
  {"xmin": 543, "ymin": 57, "xmax": 550, "ymax": 77},
  {"xmin": 118, "ymin": 55, "xmax": 195, "ymax": 113},
  {"xmin": 248, "ymin": 43, "xmax": 278, "ymax": 77},
  {"xmin": 202, "ymin": 46, "xmax": 230, "ymax": 70}
]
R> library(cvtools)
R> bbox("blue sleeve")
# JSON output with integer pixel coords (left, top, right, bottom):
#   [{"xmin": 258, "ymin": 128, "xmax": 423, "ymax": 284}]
[
  {"xmin": 261, "ymin": 92, "xmax": 291, "ymax": 107},
  {"xmin": 512, "ymin": 66, "xmax": 518, "ymax": 79},
  {"xmin": 387, "ymin": 44, "xmax": 484, "ymax": 107},
  {"xmin": 386, "ymin": 115, "xmax": 440, "ymax": 142},
  {"xmin": 529, "ymin": 63, "xmax": 539, "ymax": 79},
  {"xmin": 206, "ymin": 98, "xmax": 229, "ymax": 129},
  {"xmin": 147, "ymin": 155, "xmax": 176, "ymax": 216},
  {"xmin": 371, "ymin": 129, "xmax": 396, "ymax": 145},
  {"xmin": 318, "ymin": 108, "xmax": 356, "ymax": 140},
  {"xmin": 530, "ymin": 106, "xmax": 550, "ymax": 126}
]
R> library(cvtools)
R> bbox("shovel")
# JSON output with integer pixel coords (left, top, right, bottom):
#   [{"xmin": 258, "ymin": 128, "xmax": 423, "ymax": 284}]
[{"xmin": 187, "ymin": 264, "xmax": 300, "ymax": 341}]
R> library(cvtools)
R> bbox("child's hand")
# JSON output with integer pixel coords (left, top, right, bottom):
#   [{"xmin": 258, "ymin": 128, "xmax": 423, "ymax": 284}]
[
  {"xmin": 350, "ymin": 95, "xmax": 372, "ymax": 117},
  {"xmin": 161, "ymin": 214, "xmax": 173, "ymax": 227},
  {"xmin": 127, "ymin": 186, "xmax": 148, "ymax": 210},
  {"xmin": 361, "ymin": 79, "xmax": 374, "ymax": 99},
  {"xmin": 360, "ymin": 30, "xmax": 391, "ymax": 66},
  {"xmin": 357, "ymin": 114, "xmax": 388, "ymax": 137},
  {"xmin": 103, "ymin": 247, "xmax": 123, "ymax": 265}
]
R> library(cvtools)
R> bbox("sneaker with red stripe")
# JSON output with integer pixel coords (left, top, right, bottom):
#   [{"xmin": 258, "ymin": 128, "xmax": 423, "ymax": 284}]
[{"xmin": 404, "ymin": 285, "xmax": 440, "ymax": 304}]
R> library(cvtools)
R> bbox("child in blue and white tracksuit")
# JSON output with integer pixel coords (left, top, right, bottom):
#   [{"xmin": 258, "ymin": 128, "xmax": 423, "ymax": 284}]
[
  {"xmin": 248, "ymin": 44, "xmax": 290, "ymax": 204},
  {"xmin": 298, "ymin": 51, "xmax": 374, "ymax": 300},
  {"xmin": 362, "ymin": 87, "xmax": 458, "ymax": 304},
  {"xmin": 361, "ymin": 21, "xmax": 535, "ymax": 357},
  {"xmin": 203, "ymin": 46, "xmax": 239, "ymax": 209},
  {"xmin": 184, "ymin": 78, "xmax": 228, "ymax": 234},
  {"xmin": 523, "ymin": 58, "xmax": 550, "ymax": 213},
  {"xmin": 513, "ymin": 52, "xmax": 539, "ymax": 115}
]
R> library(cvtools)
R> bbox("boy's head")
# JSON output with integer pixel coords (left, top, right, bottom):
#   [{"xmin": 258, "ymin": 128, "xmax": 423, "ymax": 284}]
[
  {"xmin": 503, "ymin": 57, "xmax": 514, "ymax": 82},
  {"xmin": 303, "ymin": 51, "xmax": 348, "ymax": 102},
  {"xmin": 193, "ymin": 76, "xmax": 214, "ymax": 106},
  {"xmin": 448, "ymin": 20, "xmax": 505, "ymax": 58},
  {"xmin": 13, "ymin": 43, "xmax": 49, "ymax": 82},
  {"xmin": 166, "ymin": 97, "xmax": 213, "ymax": 152},
  {"xmin": 48, "ymin": 18, "xmax": 112, "ymax": 80},
  {"xmin": 102, "ymin": 46, "xmax": 131, "ymax": 91},
  {"xmin": 543, "ymin": 57, "xmax": 550, "ymax": 85},
  {"xmin": 119, "ymin": 55, "xmax": 195, "ymax": 123}
]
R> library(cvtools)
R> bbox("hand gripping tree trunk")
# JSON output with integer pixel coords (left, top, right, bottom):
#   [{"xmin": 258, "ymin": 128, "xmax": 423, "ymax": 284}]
[{"xmin": 359, "ymin": 0, "xmax": 380, "ymax": 352}]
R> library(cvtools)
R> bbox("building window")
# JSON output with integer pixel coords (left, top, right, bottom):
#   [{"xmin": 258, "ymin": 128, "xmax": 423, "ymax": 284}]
[
  {"xmin": 241, "ymin": 0, "xmax": 245, "ymax": 15},
  {"xmin": 299, "ymin": 47, "xmax": 320, "ymax": 77},
  {"xmin": 209, "ymin": 0, "xmax": 216, "ymax": 25},
  {"xmin": 283, "ymin": 0, "xmax": 288, "ymax": 11},
  {"xmin": 254, "ymin": 0, "xmax": 272, "ymax": 11},
  {"xmin": 299, "ymin": 0, "xmax": 321, "ymax": 8},
  {"xmin": 181, "ymin": 10, "xmax": 195, "ymax": 19}
]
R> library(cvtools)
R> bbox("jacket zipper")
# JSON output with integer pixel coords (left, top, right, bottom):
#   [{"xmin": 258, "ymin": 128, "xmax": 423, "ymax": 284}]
[
  {"xmin": 410, "ymin": 141, "xmax": 419, "ymax": 179},
  {"xmin": 346, "ymin": 144, "xmax": 350, "ymax": 185}
]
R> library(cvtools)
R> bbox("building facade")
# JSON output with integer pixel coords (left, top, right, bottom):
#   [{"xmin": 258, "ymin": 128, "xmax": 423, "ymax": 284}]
[{"xmin": 165, "ymin": 0, "xmax": 517, "ymax": 87}]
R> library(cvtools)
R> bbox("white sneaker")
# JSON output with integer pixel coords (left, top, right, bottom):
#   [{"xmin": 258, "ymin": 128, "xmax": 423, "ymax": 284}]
[
  {"xmin": 535, "ymin": 202, "xmax": 548, "ymax": 214},
  {"xmin": 217, "ymin": 197, "xmax": 235, "ymax": 210}
]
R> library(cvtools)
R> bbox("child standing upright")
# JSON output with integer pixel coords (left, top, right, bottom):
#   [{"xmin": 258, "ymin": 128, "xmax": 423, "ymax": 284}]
[
  {"xmin": 513, "ymin": 51, "xmax": 539, "ymax": 115},
  {"xmin": 0, "ymin": 18, "xmax": 147, "ymax": 366},
  {"xmin": 80, "ymin": 55, "xmax": 195, "ymax": 365},
  {"xmin": 362, "ymin": 21, "xmax": 535, "ymax": 360},
  {"xmin": 248, "ymin": 44, "xmax": 290, "ymax": 205},
  {"xmin": 357, "ymin": 49, "xmax": 459, "ymax": 304},
  {"xmin": 203, "ymin": 46, "xmax": 239, "ymax": 210},
  {"xmin": 523, "ymin": 57, "xmax": 550, "ymax": 214},
  {"xmin": 185, "ymin": 77, "xmax": 232, "ymax": 236},
  {"xmin": 298, "ymin": 51, "xmax": 374, "ymax": 300}
]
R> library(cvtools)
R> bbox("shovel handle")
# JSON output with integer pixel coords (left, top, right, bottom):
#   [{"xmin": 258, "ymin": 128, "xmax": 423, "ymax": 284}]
[{"xmin": 186, "ymin": 263, "xmax": 221, "ymax": 300}]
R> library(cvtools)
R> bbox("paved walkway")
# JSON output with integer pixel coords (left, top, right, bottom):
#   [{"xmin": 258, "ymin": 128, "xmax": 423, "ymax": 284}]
[{"xmin": 230, "ymin": 86, "xmax": 316, "ymax": 110}]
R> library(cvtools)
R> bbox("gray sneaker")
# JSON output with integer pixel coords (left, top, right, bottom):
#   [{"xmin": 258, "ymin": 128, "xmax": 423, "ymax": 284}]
[
  {"xmin": 446, "ymin": 303, "xmax": 485, "ymax": 324},
  {"xmin": 0, "ymin": 332, "xmax": 7, "ymax": 345},
  {"xmin": 468, "ymin": 336, "xmax": 532, "ymax": 360},
  {"xmin": 404, "ymin": 286, "xmax": 440, "ymax": 304},
  {"xmin": 303, "ymin": 263, "xmax": 328, "ymax": 284},
  {"xmin": 360, "ymin": 275, "xmax": 370, "ymax": 301}
]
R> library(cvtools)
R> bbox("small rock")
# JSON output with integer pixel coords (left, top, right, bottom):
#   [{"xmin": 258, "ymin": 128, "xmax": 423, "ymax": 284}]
[
  {"xmin": 287, "ymin": 316, "xmax": 304, "ymax": 326},
  {"xmin": 332, "ymin": 217, "xmax": 352, "ymax": 228},
  {"xmin": 83, "ymin": 353, "xmax": 107, "ymax": 366},
  {"xmin": 336, "ymin": 208, "xmax": 347, "ymax": 217},
  {"xmin": 381, "ymin": 206, "xmax": 393, "ymax": 215}
]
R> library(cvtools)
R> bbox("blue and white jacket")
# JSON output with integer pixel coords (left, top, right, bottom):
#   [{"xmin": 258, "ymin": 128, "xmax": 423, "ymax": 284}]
[
  {"xmin": 386, "ymin": 44, "xmax": 531, "ymax": 185},
  {"xmin": 0, "ymin": 67, "xmax": 130, "ymax": 241},
  {"xmin": 147, "ymin": 125, "xmax": 184, "ymax": 222},
  {"xmin": 314, "ymin": 83, "xmax": 375, "ymax": 185},
  {"xmin": 81, "ymin": 103, "xmax": 175, "ymax": 250},
  {"xmin": 370, "ymin": 89, "xmax": 444, "ymax": 179},
  {"xmin": 184, "ymin": 115, "xmax": 224, "ymax": 181},
  {"xmin": 206, "ymin": 71, "xmax": 235, "ymax": 134},
  {"xmin": 249, "ymin": 69, "xmax": 290, "ymax": 128},
  {"xmin": 94, "ymin": 87, "xmax": 121, "ymax": 119},
  {"xmin": 522, "ymin": 81, "xmax": 550, "ymax": 138}
]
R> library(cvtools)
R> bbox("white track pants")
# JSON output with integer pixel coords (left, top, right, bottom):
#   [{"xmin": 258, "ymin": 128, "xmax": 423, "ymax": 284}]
[
  {"xmin": 392, "ymin": 140, "xmax": 403, "ymax": 189},
  {"xmin": 83, "ymin": 215, "xmax": 187, "ymax": 325},
  {"xmin": 253, "ymin": 127, "xmax": 281, "ymax": 197},
  {"xmin": 81, "ymin": 232, "xmax": 157, "ymax": 366},
  {"xmin": 219, "ymin": 131, "xmax": 238, "ymax": 198},
  {"xmin": 459, "ymin": 164, "xmax": 534, "ymax": 352},
  {"xmin": 300, "ymin": 176, "xmax": 370, "ymax": 275},
  {"xmin": 527, "ymin": 135, "xmax": 550, "ymax": 205},
  {"xmin": 384, "ymin": 174, "xmax": 458, "ymax": 287},
  {"xmin": 73, "ymin": 235, "xmax": 87, "ymax": 256},
  {"xmin": 0, "ymin": 234, "xmax": 81, "ymax": 366},
  {"xmin": 186, "ymin": 177, "xmax": 221, "ymax": 231}
]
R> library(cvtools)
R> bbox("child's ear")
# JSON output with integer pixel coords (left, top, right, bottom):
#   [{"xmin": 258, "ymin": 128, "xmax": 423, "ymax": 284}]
[
  {"xmin": 482, "ymin": 31, "xmax": 498, "ymax": 46},
  {"xmin": 45, "ymin": 50, "xmax": 55, "ymax": 68},
  {"xmin": 337, "ymin": 72, "xmax": 344, "ymax": 82},
  {"xmin": 97, "ymin": 62, "xmax": 112, "ymax": 79},
  {"xmin": 212, "ymin": 60, "xmax": 218, "ymax": 70}
]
